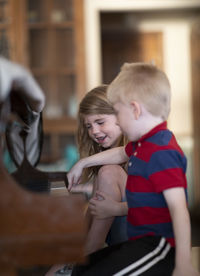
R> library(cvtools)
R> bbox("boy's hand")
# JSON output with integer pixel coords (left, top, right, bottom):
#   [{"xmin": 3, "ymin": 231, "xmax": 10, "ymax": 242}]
[
  {"xmin": 70, "ymin": 182, "xmax": 93, "ymax": 199},
  {"xmin": 89, "ymin": 191, "xmax": 121, "ymax": 219},
  {"xmin": 172, "ymin": 264, "xmax": 200, "ymax": 276},
  {"xmin": 67, "ymin": 160, "xmax": 85, "ymax": 190}
]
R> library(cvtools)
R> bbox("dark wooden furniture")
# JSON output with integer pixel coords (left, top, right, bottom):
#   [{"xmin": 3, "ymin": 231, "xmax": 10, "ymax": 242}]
[{"xmin": 0, "ymin": 58, "xmax": 87, "ymax": 275}]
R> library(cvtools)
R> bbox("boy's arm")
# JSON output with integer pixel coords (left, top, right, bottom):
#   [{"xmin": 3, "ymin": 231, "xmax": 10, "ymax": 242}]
[
  {"xmin": 67, "ymin": 146, "xmax": 128, "ymax": 190},
  {"xmin": 163, "ymin": 187, "xmax": 199, "ymax": 276}
]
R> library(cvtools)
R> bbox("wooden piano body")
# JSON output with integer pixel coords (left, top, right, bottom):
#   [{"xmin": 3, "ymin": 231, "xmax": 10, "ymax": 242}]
[{"xmin": 0, "ymin": 57, "xmax": 87, "ymax": 275}]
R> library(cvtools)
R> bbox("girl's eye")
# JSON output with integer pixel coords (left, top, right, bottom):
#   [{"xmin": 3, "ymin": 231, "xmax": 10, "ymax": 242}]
[
  {"xmin": 98, "ymin": 121, "xmax": 104, "ymax": 125},
  {"xmin": 85, "ymin": 124, "xmax": 91, "ymax": 129}
]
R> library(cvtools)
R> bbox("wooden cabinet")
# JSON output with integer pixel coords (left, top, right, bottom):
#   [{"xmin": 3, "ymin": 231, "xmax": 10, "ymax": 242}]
[
  {"xmin": 0, "ymin": 0, "xmax": 18, "ymax": 61},
  {"xmin": 0, "ymin": 0, "xmax": 85, "ymax": 162}
]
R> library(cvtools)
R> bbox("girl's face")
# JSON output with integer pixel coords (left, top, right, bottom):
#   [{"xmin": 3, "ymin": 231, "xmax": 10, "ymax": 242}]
[{"xmin": 84, "ymin": 114, "xmax": 122, "ymax": 148}]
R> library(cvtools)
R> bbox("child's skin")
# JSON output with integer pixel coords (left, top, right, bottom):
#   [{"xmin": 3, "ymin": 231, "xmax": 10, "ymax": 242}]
[
  {"xmin": 89, "ymin": 190, "xmax": 127, "ymax": 218},
  {"xmin": 67, "ymin": 85, "xmax": 130, "ymax": 257},
  {"xmin": 68, "ymin": 100, "xmax": 199, "ymax": 276},
  {"xmin": 73, "ymin": 112, "xmax": 127, "ymax": 255}
]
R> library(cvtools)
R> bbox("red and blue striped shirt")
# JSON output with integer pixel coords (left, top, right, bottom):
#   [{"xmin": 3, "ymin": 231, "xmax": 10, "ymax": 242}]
[{"xmin": 125, "ymin": 121, "xmax": 187, "ymax": 247}]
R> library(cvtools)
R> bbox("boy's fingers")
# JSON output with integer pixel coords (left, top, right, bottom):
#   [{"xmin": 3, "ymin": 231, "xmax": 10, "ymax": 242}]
[
  {"xmin": 67, "ymin": 181, "xmax": 72, "ymax": 190},
  {"xmin": 68, "ymin": 180, "xmax": 74, "ymax": 191},
  {"xmin": 68, "ymin": 181, "xmax": 76, "ymax": 191}
]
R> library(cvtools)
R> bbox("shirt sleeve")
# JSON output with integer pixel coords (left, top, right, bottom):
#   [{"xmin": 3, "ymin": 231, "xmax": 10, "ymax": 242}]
[{"xmin": 148, "ymin": 149, "xmax": 187, "ymax": 193}]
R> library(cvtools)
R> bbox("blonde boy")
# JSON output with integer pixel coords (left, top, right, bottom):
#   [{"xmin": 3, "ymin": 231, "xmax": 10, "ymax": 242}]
[{"xmin": 68, "ymin": 63, "xmax": 199, "ymax": 276}]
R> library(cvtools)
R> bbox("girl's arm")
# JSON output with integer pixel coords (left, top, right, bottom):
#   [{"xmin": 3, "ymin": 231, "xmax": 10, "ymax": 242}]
[
  {"xmin": 89, "ymin": 190, "xmax": 128, "ymax": 219},
  {"xmin": 67, "ymin": 146, "xmax": 128, "ymax": 190},
  {"xmin": 163, "ymin": 187, "xmax": 199, "ymax": 276}
]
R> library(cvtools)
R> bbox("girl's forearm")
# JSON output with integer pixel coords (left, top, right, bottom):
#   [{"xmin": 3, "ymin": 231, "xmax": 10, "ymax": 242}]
[{"xmin": 81, "ymin": 146, "xmax": 128, "ymax": 169}]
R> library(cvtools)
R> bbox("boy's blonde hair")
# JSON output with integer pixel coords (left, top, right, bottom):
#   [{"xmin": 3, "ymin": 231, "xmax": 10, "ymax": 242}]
[
  {"xmin": 107, "ymin": 62, "xmax": 171, "ymax": 120},
  {"xmin": 77, "ymin": 84, "xmax": 127, "ymax": 183}
]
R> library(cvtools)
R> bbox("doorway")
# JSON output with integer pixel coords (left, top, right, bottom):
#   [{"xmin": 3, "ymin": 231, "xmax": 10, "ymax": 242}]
[{"xmin": 101, "ymin": 12, "xmax": 163, "ymax": 84}]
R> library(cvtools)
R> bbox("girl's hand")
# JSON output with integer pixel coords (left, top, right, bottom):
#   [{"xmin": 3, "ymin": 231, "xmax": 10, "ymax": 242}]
[
  {"xmin": 67, "ymin": 160, "xmax": 85, "ymax": 190},
  {"xmin": 89, "ymin": 190, "xmax": 120, "ymax": 219}
]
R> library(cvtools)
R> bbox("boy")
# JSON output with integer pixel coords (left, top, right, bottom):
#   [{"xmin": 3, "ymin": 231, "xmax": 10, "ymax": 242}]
[{"xmin": 68, "ymin": 63, "xmax": 199, "ymax": 275}]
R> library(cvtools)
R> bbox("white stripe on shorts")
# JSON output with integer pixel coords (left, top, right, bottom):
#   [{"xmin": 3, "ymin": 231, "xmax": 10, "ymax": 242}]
[{"xmin": 114, "ymin": 237, "xmax": 171, "ymax": 276}]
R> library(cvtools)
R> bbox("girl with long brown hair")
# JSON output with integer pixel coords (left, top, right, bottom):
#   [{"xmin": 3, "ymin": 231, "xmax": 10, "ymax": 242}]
[{"xmin": 73, "ymin": 84, "xmax": 128, "ymax": 255}]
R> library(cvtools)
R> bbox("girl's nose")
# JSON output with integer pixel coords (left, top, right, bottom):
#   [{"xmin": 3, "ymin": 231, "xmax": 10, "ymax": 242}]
[{"xmin": 91, "ymin": 125, "xmax": 100, "ymax": 135}]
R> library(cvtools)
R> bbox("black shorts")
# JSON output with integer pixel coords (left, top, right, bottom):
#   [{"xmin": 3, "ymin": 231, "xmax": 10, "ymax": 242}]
[{"xmin": 72, "ymin": 236, "xmax": 175, "ymax": 276}]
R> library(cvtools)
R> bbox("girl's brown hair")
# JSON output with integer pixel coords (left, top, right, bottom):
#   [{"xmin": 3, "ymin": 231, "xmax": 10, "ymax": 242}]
[{"xmin": 77, "ymin": 84, "xmax": 127, "ymax": 183}]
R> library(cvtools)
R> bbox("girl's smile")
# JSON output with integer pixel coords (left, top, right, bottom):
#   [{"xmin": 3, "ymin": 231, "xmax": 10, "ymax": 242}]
[{"xmin": 95, "ymin": 135, "xmax": 107, "ymax": 144}]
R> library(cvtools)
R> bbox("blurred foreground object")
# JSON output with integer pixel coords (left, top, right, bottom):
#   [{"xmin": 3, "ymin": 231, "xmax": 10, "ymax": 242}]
[
  {"xmin": 0, "ymin": 56, "xmax": 45, "ymax": 112},
  {"xmin": 0, "ymin": 57, "xmax": 87, "ymax": 275}
]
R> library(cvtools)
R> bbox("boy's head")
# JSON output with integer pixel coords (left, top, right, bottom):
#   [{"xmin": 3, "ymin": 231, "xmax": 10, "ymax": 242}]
[{"xmin": 107, "ymin": 62, "xmax": 171, "ymax": 121}]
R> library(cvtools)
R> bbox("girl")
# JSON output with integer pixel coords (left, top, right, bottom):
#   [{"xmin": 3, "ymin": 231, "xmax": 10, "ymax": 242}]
[{"xmin": 75, "ymin": 84, "xmax": 128, "ymax": 254}]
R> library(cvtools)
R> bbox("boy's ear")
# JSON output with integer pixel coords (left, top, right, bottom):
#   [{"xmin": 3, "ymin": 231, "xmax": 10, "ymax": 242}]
[{"xmin": 130, "ymin": 101, "xmax": 141, "ymax": 120}]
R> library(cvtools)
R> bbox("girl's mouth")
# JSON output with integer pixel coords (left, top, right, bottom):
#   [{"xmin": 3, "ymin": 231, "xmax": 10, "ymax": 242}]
[{"xmin": 96, "ymin": 135, "xmax": 107, "ymax": 144}]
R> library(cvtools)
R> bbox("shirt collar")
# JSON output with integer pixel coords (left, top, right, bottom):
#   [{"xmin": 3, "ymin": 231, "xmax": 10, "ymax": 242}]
[{"xmin": 137, "ymin": 121, "xmax": 167, "ymax": 143}]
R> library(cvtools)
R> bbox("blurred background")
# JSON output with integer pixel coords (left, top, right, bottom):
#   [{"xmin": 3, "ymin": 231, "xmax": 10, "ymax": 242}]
[{"xmin": 1, "ymin": 0, "xmax": 200, "ymax": 208}]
